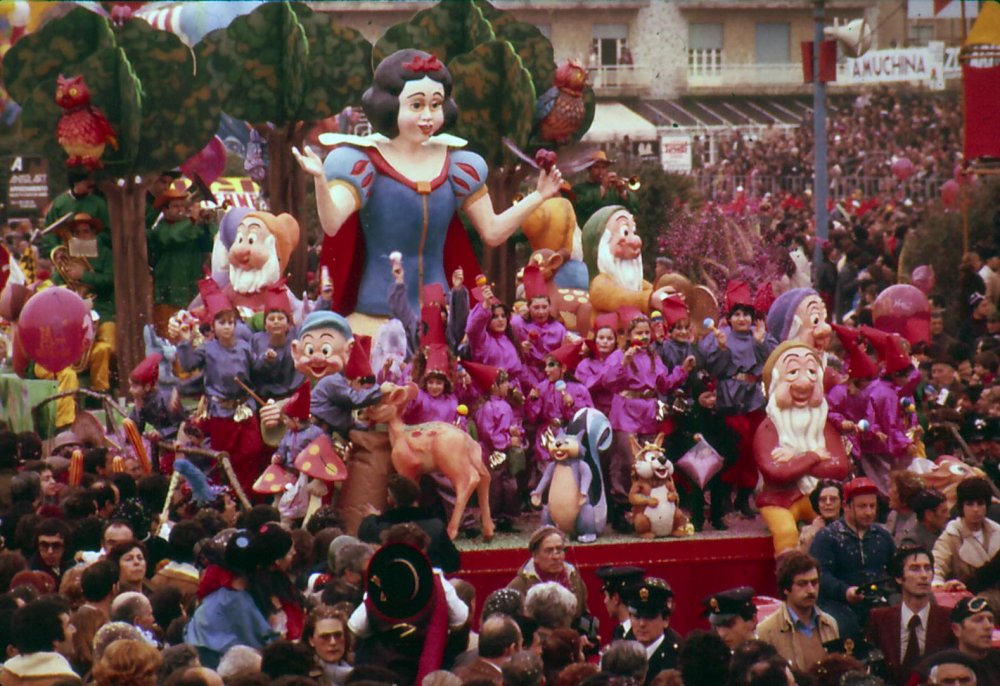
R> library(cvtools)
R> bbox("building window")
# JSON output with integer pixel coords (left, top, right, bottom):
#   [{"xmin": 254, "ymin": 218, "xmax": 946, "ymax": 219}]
[
  {"xmin": 591, "ymin": 23, "xmax": 629, "ymax": 67},
  {"xmin": 689, "ymin": 22, "xmax": 723, "ymax": 75},
  {"xmin": 755, "ymin": 22, "xmax": 791, "ymax": 63},
  {"xmin": 909, "ymin": 23, "xmax": 934, "ymax": 46}
]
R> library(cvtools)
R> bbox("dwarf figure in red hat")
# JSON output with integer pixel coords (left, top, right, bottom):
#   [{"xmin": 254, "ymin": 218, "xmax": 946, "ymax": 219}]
[
  {"xmin": 465, "ymin": 361, "xmax": 523, "ymax": 532},
  {"xmin": 403, "ymin": 345, "xmax": 460, "ymax": 425},
  {"xmin": 128, "ymin": 352, "xmax": 187, "ymax": 471},
  {"xmin": 250, "ymin": 281, "xmax": 305, "ymax": 401},
  {"xmin": 271, "ymin": 383, "xmax": 324, "ymax": 471},
  {"xmin": 826, "ymin": 324, "xmax": 879, "ymax": 461},
  {"xmin": 856, "ymin": 326, "xmax": 920, "ymax": 491},
  {"xmin": 699, "ymin": 280, "xmax": 778, "ymax": 518},
  {"xmin": 753, "ymin": 342, "xmax": 850, "ymax": 555},
  {"xmin": 514, "ymin": 264, "xmax": 568, "ymax": 385},
  {"xmin": 526, "ymin": 340, "xmax": 594, "ymax": 468},
  {"xmin": 170, "ymin": 277, "xmax": 269, "ymax": 496},
  {"xmin": 654, "ymin": 295, "xmax": 730, "ymax": 531}
]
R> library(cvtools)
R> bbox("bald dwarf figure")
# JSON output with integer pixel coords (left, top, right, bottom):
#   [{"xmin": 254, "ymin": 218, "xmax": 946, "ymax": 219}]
[{"xmin": 753, "ymin": 342, "xmax": 850, "ymax": 554}]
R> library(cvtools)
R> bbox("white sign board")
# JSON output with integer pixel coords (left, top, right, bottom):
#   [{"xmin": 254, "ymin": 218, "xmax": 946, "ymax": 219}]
[
  {"xmin": 660, "ymin": 136, "xmax": 692, "ymax": 173},
  {"xmin": 840, "ymin": 46, "xmax": 945, "ymax": 90}
]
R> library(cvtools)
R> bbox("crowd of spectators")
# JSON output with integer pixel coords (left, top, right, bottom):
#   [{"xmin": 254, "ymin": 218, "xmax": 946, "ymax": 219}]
[{"xmin": 692, "ymin": 87, "xmax": 964, "ymax": 204}]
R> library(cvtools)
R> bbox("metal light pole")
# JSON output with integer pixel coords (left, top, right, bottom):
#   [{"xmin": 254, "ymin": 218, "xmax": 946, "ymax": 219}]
[{"xmin": 812, "ymin": 0, "xmax": 828, "ymax": 278}]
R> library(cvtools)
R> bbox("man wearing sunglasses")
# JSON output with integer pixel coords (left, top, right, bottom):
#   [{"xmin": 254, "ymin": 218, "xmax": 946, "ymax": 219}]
[
  {"xmin": 31, "ymin": 518, "xmax": 70, "ymax": 585},
  {"xmin": 950, "ymin": 596, "xmax": 1000, "ymax": 686}
]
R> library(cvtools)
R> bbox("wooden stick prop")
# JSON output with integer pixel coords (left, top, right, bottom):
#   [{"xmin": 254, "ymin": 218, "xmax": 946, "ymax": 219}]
[
  {"xmin": 161, "ymin": 471, "xmax": 182, "ymax": 528},
  {"xmin": 219, "ymin": 453, "xmax": 253, "ymax": 510},
  {"xmin": 232, "ymin": 376, "xmax": 266, "ymax": 406},
  {"xmin": 155, "ymin": 442, "xmax": 253, "ymax": 510}
]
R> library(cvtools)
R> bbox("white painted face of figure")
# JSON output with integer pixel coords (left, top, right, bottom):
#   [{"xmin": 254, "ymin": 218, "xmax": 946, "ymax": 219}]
[{"xmin": 396, "ymin": 76, "xmax": 445, "ymax": 144}]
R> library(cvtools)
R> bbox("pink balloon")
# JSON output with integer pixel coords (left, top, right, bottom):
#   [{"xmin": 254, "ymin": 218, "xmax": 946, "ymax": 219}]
[
  {"xmin": 891, "ymin": 157, "xmax": 915, "ymax": 181},
  {"xmin": 16, "ymin": 288, "xmax": 94, "ymax": 373},
  {"xmin": 872, "ymin": 284, "xmax": 931, "ymax": 345},
  {"xmin": 941, "ymin": 179, "xmax": 961, "ymax": 209},
  {"xmin": 181, "ymin": 135, "xmax": 227, "ymax": 185},
  {"xmin": 911, "ymin": 265, "xmax": 936, "ymax": 295}
]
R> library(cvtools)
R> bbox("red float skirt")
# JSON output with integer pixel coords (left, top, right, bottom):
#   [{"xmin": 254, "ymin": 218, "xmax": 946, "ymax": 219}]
[{"xmin": 200, "ymin": 414, "xmax": 268, "ymax": 498}]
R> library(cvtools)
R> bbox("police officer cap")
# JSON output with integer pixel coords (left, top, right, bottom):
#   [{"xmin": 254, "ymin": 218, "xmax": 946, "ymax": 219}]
[
  {"xmin": 702, "ymin": 586, "xmax": 756, "ymax": 625},
  {"xmin": 624, "ymin": 577, "xmax": 673, "ymax": 618},
  {"xmin": 595, "ymin": 566, "xmax": 646, "ymax": 595}
]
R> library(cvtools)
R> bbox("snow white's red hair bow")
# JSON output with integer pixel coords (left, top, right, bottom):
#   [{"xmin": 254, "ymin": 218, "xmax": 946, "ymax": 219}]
[{"xmin": 403, "ymin": 54, "xmax": 443, "ymax": 73}]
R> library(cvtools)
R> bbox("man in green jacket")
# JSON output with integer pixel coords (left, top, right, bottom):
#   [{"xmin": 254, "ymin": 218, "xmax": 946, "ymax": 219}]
[
  {"xmin": 571, "ymin": 150, "xmax": 638, "ymax": 228},
  {"xmin": 42, "ymin": 169, "xmax": 110, "ymax": 257},
  {"xmin": 147, "ymin": 186, "xmax": 215, "ymax": 331}
]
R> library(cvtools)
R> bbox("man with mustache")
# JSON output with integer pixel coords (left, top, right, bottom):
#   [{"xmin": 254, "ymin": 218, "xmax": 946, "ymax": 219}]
[
  {"xmin": 867, "ymin": 546, "xmax": 954, "ymax": 685},
  {"xmin": 757, "ymin": 550, "xmax": 839, "ymax": 672}
]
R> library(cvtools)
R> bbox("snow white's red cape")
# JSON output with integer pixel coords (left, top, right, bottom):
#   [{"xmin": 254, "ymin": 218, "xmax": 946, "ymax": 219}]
[{"xmin": 319, "ymin": 148, "xmax": 483, "ymax": 316}]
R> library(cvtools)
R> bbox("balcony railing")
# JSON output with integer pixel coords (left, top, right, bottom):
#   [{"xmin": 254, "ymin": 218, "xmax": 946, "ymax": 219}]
[
  {"xmin": 688, "ymin": 60, "xmax": 804, "ymax": 89},
  {"xmin": 588, "ymin": 65, "xmax": 653, "ymax": 95}
]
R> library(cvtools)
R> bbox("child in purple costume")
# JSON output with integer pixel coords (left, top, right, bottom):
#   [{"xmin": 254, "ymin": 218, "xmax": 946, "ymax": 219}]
[
  {"xmin": 512, "ymin": 295, "xmax": 567, "ymax": 386},
  {"xmin": 526, "ymin": 343, "xmax": 594, "ymax": 467},
  {"xmin": 575, "ymin": 320, "xmax": 618, "ymax": 418},
  {"xmin": 602, "ymin": 315, "xmax": 693, "ymax": 529},
  {"xmin": 469, "ymin": 364, "xmax": 523, "ymax": 532},
  {"xmin": 465, "ymin": 286, "xmax": 528, "ymax": 393}
]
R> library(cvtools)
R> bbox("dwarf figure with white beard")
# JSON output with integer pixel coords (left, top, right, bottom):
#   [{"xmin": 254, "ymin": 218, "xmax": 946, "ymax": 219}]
[
  {"xmin": 582, "ymin": 205, "xmax": 654, "ymax": 321},
  {"xmin": 204, "ymin": 209, "xmax": 303, "ymax": 323},
  {"xmin": 753, "ymin": 341, "xmax": 850, "ymax": 556}
]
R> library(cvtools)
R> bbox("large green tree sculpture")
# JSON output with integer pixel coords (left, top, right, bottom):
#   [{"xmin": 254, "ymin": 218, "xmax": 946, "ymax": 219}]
[
  {"xmin": 3, "ymin": 7, "xmax": 220, "ymax": 389},
  {"xmin": 373, "ymin": 0, "xmax": 595, "ymax": 297},
  {"xmin": 195, "ymin": 1, "xmax": 372, "ymax": 292}
]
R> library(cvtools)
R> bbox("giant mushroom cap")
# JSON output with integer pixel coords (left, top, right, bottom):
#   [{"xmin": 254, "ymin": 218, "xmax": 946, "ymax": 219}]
[{"xmin": 294, "ymin": 435, "xmax": 348, "ymax": 482}]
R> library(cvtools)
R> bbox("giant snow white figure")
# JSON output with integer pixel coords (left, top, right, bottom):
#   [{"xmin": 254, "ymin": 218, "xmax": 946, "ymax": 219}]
[{"xmin": 293, "ymin": 49, "xmax": 563, "ymax": 333}]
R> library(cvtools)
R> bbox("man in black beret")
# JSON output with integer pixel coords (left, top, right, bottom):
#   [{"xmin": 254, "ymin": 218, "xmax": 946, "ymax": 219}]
[
  {"xmin": 622, "ymin": 577, "xmax": 682, "ymax": 685},
  {"xmin": 595, "ymin": 565, "xmax": 645, "ymax": 640},
  {"xmin": 702, "ymin": 586, "xmax": 757, "ymax": 651}
]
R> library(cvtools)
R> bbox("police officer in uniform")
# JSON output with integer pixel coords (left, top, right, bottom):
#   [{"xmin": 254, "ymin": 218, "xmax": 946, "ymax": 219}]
[
  {"xmin": 622, "ymin": 577, "xmax": 683, "ymax": 685},
  {"xmin": 702, "ymin": 586, "xmax": 757, "ymax": 651},
  {"xmin": 595, "ymin": 566, "xmax": 646, "ymax": 640}
]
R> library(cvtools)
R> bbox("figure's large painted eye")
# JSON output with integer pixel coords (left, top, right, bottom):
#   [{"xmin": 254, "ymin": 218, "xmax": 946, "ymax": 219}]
[
  {"xmin": 321, "ymin": 343, "xmax": 333, "ymax": 357},
  {"xmin": 304, "ymin": 343, "xmax": 315, "ymax": 356},
  {"xmin": 248, "ymin": 235, "xmax": 256, "ymax": 245}
]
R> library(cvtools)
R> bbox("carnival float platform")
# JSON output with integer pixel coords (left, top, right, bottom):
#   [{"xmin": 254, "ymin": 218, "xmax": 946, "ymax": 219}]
[{"xmin": 454, "ymin": 516, "xmax": 778, "ymax": 639}]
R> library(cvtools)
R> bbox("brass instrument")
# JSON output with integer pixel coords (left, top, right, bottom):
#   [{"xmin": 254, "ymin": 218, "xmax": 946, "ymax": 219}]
[
  {"xmin": 604, "ymin": 172, "xmax": 641, "ymax": 193},
  {"xmin": 50, "ymin": 244, "xmax": 93, "ymax": 298}
]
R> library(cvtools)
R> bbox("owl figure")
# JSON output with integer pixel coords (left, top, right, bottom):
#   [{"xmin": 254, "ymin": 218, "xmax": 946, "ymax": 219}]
[
  {"xmin": 55, "ymin": 74, "xmax": 118, "ymax": 170},
  {"xmin": 534, "ymin": 60, "xmax": 589, "ymax": 145}
]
